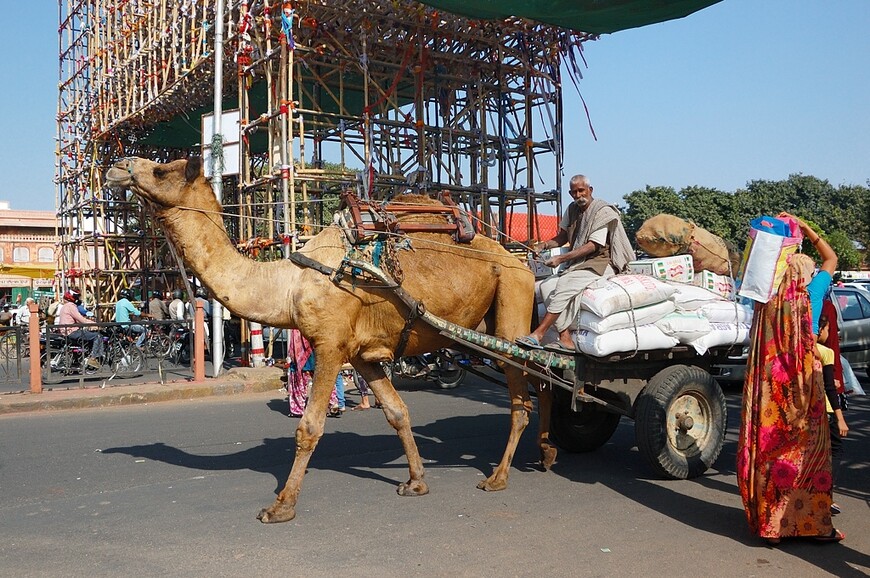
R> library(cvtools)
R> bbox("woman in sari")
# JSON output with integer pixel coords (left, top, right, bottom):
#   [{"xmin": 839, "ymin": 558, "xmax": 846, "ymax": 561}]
[
  {"xmin": 287, "ymin": 329, "xmax": 339, "ymax": 417},
  {"xmin": 736, "ymin": 214, "xmax": 844, "ymax": 544}
]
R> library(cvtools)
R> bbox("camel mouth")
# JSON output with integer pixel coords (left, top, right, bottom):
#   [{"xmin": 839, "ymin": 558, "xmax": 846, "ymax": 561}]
[{"xmin": 105, "ymin": 165, "xmax": 134, "ymax": 188}]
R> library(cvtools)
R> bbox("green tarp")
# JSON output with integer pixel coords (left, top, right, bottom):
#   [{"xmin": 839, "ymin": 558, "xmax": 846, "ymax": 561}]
[{"xmin": 417, "ymin": 0, "xmax": 721, "ymax": 34}]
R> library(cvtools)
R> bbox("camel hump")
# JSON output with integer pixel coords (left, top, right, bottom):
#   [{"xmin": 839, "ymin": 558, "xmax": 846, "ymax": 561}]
[{"xmin": 337, "ymin": 190, "xmax": 475, "ymax": 244}]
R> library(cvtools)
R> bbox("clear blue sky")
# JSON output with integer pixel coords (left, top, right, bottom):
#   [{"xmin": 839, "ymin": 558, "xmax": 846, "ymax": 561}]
[{"xmin": 1, "ymin": 1, "xmax": 867, "ymax": 211}]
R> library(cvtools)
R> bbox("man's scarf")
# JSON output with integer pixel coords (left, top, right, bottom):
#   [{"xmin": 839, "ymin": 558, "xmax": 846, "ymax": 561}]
[{"xmin": 568, "ymin": 198, "xmax": 636, "ymax": 272}]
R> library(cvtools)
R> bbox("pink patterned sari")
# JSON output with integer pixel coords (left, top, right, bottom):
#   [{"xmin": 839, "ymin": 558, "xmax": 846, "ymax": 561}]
[
  {"xmin": 737, "ymin": 256, "xmax": 833, "ymax": 539},
  {"xmin": 286, "ymin": 330, "xmax": 338, "ymax": 417}
]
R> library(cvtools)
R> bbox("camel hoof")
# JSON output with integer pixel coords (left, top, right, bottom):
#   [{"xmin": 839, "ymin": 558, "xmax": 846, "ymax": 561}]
[
  {"xmin": 397, "ymin": 479, "xmax": 429, "ymax": 497},
  {"xmin": 541, "ymin": 445, "xmax": 557, "ymax": 471},
  {"xmin": 257, "ymin": 503, "xmax": 296, "ymax": 524},
  {"xmin": 476, "ymin": 477, "xmax": 507, "ymax": 492}
]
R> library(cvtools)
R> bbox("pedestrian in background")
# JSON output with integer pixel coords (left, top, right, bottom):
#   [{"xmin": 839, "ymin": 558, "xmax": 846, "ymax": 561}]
[{"xmin": 286, "ymin": 329, "xmax": 339, "ymax": 418}]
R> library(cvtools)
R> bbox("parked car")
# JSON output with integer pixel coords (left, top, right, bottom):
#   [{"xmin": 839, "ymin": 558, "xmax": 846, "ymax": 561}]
[{"xmin": 712, "ymin": 286, "xmax": 870, "ymax": 383}]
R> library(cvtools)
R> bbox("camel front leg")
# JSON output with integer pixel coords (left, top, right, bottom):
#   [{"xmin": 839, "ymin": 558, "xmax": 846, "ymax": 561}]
[
  {"xmin": 355, "ymin": 360, "xmax": 429, "ymax": 497},
  {"xmin": 257, "ymin": 354, "xmax": 342, "ymax": 524},
  {"xmin": 477, "ymin": 365, "xmax": 532, "ymax": 491}
]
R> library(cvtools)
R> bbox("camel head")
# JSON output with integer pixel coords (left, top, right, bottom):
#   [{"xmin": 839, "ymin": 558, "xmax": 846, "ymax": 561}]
[{"xmin": 106, "ymin": 157, "xmax": 213, "ymax": 211}]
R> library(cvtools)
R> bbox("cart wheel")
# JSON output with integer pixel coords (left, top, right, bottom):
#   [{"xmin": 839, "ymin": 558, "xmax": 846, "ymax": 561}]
[
  {"xmin": 381, "ymin": 361, "xmax": 394, "ymax": 382},
  {"xmin": 634, "ymin": 365, "xmax": 726, "ymax": 480},
  {"xmin": 550, "ymin": 388, "xmax": 621, "ymax": 452},
  {"xmin": 436, "ymin": 368, "xmax": 465, "ymax": 389}
]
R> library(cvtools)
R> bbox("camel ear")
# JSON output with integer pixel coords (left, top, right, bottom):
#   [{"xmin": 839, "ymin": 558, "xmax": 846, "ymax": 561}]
[{"xmin": 185, "ymin": 157, "xmax": 203, "ymax": 182}]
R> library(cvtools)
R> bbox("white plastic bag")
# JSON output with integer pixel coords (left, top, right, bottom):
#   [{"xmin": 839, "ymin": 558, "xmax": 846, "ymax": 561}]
[
  {"xmin": 580, "ymin": 275, "xmax": 677, "ymax": 318},
  {"xmin": 842, "ymin": 356, "xmax": 865, "ymax": 396},
  {"xmin": 572, "ymin": 325, "xmax": 679, "ymax": 357},
  {"xmin": 737, "ymin": 229, "xmax": 802, "ymax": 303},
  {"xmin": 578, "ymin": 300, "xmax": 675, "ymax": 333}
]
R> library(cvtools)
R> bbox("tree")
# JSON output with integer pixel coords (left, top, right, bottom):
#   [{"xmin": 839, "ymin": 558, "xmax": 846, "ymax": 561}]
[
  {"xmin": 621, "ymin": 186, "xmax": 683, "ymax": 240},
  {"xmin": 622, "ymin": 175, "xmax": 869, "ymax": 266}
]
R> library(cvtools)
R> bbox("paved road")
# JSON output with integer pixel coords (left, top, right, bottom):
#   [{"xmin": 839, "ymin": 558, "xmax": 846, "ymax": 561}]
[{"xmin": 1, "ymin": 376, "xmax": 868, "ymax": 577}]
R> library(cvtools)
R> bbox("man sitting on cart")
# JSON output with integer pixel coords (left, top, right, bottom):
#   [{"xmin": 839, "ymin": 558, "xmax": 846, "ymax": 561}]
[{"xmin": 517, "ymin": 174, "xmax": 635, "ymax": 353}]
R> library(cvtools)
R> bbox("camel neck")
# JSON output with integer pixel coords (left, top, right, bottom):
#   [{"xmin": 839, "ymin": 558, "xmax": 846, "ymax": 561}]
[{"xmin": 159, "ymin": 205, "xmax": 301, "ymax": 326}]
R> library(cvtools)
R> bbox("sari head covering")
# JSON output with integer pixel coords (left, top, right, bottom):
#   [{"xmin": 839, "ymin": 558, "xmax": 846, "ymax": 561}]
[
  {"xmin": 788, "ymin": 253, "xmax": 816, "ymax": 290},
  {"xmin": 736, "ymin": 252, "xmax": 833, "ymax": 539}
]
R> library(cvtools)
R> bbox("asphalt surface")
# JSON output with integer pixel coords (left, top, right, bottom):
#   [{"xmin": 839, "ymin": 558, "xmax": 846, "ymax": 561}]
[{"xmin": 0, "ymin": 372, "xmax": 868, "ymax": 577}]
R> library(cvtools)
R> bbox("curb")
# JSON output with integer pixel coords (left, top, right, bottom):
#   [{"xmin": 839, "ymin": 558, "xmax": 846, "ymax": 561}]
[{"xmin": 0, "ymin": 367, "xmax": 285, "ymax": 415}]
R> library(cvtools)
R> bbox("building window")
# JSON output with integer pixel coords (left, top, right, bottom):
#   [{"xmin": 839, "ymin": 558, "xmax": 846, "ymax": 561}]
[
  {"xmin": 13, "ymin": 247, "xmax": 30, "ymax": 262},
  {"xmin": 38, "ymin": 247, "xmax": 54, "ymax": 262},
  {"xmin": 0, "ymin": 248, "xmax": 4, "ymax": 262}
]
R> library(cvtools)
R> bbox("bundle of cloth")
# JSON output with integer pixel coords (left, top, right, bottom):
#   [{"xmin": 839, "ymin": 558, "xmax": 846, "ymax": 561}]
[{"xmin": 567, "ymin": 254, "xmax": 752, "ymax": 357}]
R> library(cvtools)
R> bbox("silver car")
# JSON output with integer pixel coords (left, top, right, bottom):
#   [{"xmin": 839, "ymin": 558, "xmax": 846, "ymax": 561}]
[{"xmin": 712, "ymin": 286, "xmax": 870, "ymax": 383}]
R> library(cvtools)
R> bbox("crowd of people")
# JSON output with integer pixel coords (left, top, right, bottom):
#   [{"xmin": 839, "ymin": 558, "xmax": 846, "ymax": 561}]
[{"xmin": 14, "ymin": 286, "xmax": 210, "ymax": 367}]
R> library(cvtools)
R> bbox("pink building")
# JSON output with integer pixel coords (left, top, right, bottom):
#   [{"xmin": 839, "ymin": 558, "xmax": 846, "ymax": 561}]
[{"xmin": 0, "ymin": 202, "xmax": 58, "ymax": 303}]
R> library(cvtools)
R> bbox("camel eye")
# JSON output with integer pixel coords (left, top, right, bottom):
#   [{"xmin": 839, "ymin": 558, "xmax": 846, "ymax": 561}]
[{"xmin": 153, "ymin": 167, "xmax": 167, "ymax": 179}]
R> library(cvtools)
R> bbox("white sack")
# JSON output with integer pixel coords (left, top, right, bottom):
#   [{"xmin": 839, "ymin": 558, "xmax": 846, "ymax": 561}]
[
  {"xmin": 688, "ymin": 322, "xmax": 751, "ymax": 355},
  {"xmin": 578, "ymin": 300, "xmax": 675, "ymax": 333},
  {"xmin": 654, "ymin": 311, "xmax": 713, "ymax": 344},
  {"xmin": 572, "ymin": 324, "xmax": 679, "ymax": 357},
  {"xmin": 669, "ymin": 283, "xmax": 724, "ymax": 311},
  {"xmin": 580, "ymin": 275, "xmax": 677, "ymax": 318},
  {"xmin": 699, "ymin": 301, "xmax": 754, "ymax": 324}
]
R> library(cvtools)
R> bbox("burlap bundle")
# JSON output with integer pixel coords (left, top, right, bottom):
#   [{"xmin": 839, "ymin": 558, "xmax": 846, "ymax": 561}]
[
  {"xmin": 636, "ymin": 214, "xmax": 694, "ymax": 256},
  {"xmin": 636, "ymin": 214, "xmax": 736, "ymax": 276}
]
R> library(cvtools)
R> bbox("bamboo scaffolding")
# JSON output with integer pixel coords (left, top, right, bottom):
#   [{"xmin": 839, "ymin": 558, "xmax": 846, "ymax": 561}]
[{"xmin": 57, "ymin": 0, "xmax": 592, "ymax": 320}]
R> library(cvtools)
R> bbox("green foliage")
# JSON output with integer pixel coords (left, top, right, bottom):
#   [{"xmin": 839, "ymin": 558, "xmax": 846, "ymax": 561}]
[
  {"xmin": 621, "ymin": 174, "xmax": 869, "ymax": 268},
  {"xmin": 827, "ymin": 230, "xmax": 862, "ymax": 270}
]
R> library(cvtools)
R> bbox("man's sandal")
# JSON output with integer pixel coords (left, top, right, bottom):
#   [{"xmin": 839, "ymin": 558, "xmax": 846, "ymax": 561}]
[{"xmin": 515, "ymin": 335, "xmax": 543, "ymax": 349}]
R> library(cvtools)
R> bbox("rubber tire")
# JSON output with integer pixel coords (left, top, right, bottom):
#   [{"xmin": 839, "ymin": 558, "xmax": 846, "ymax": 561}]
[
  {"xmin": 40, "ymin": 351, "xmax": 56, "ymax": 384},
  {"xmin": 550, "ymin": 387, "xmax": 621, "ymax": 453},
  {"xmin": 634, "ymin": 365, "xmax": 726, "ymax": 480},
  {"xmin": 436, "ymin": 368, "xmax": 466, "ymax": 389},
  {"xmin": 112, "ymin": 346, "xmax": 145, "ymax": 375}
]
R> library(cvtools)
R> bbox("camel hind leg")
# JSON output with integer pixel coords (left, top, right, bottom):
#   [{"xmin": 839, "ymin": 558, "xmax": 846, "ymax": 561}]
[
  {"xmin": 355, "ymin": 360, "xmax": 429, "ymax": 497},
  {"xmin": 257, "ymin": 352, "xmax": 343, "ymax": 524},
  {"xmin": 532, "ymin": 374, "xmax": 557, "ymax": 470}
]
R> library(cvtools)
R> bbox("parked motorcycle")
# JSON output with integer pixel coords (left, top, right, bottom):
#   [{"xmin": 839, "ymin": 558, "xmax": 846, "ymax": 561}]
[
  {"xmin": 385, "ymin": 349, "xmax": 468, "ymax": 389},
  {"xmin": 39, "ymin": 326, "xmax": 145, "ymax": 382},
  {"xmin": 39, "ymin": 332, "xmax": 96, "ymax": 381},
  {"xmin": 168, "ymin": 324, "xmax": 191, "ymax": 365}
]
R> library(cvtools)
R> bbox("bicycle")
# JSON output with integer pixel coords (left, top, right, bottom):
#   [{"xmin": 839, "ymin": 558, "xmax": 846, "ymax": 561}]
[
  {"xmin": 102, "ymin": 325, "xmax": 145, "ymax": 375},
  {"xmin": 143, "ymin": 323, "xmax": 173, "ymax": 360}
]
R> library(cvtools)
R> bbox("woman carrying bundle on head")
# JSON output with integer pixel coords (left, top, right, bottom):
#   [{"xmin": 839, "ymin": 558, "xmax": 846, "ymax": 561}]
[{"xmin": 736, "ymin": 212, "xmax": 845, "ymax": 545}]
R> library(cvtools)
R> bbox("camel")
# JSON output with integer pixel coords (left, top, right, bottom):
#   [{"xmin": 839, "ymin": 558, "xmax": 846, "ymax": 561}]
[{"xmin": 106, "ymin": 156, "xmax": 556, "ymax": 523}]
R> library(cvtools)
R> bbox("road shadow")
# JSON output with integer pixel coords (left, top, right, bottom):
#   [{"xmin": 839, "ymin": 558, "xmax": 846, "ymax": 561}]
[
  {"xmin": 103, "ymin": 376, "xmax": 870, "ymax": 576},
  {"xmin": 100, "ymin": 410, "xmax": 547, "ymax": 497}
]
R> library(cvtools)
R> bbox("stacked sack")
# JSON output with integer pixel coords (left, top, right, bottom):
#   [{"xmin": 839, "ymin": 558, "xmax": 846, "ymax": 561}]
[
  {"xmin": 571, "ymin": 255, "xmax": 753, "ymax": 357},
  {"xmin": 572, "ymin": 274, "xmax": 681, "ymax": 356}
]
